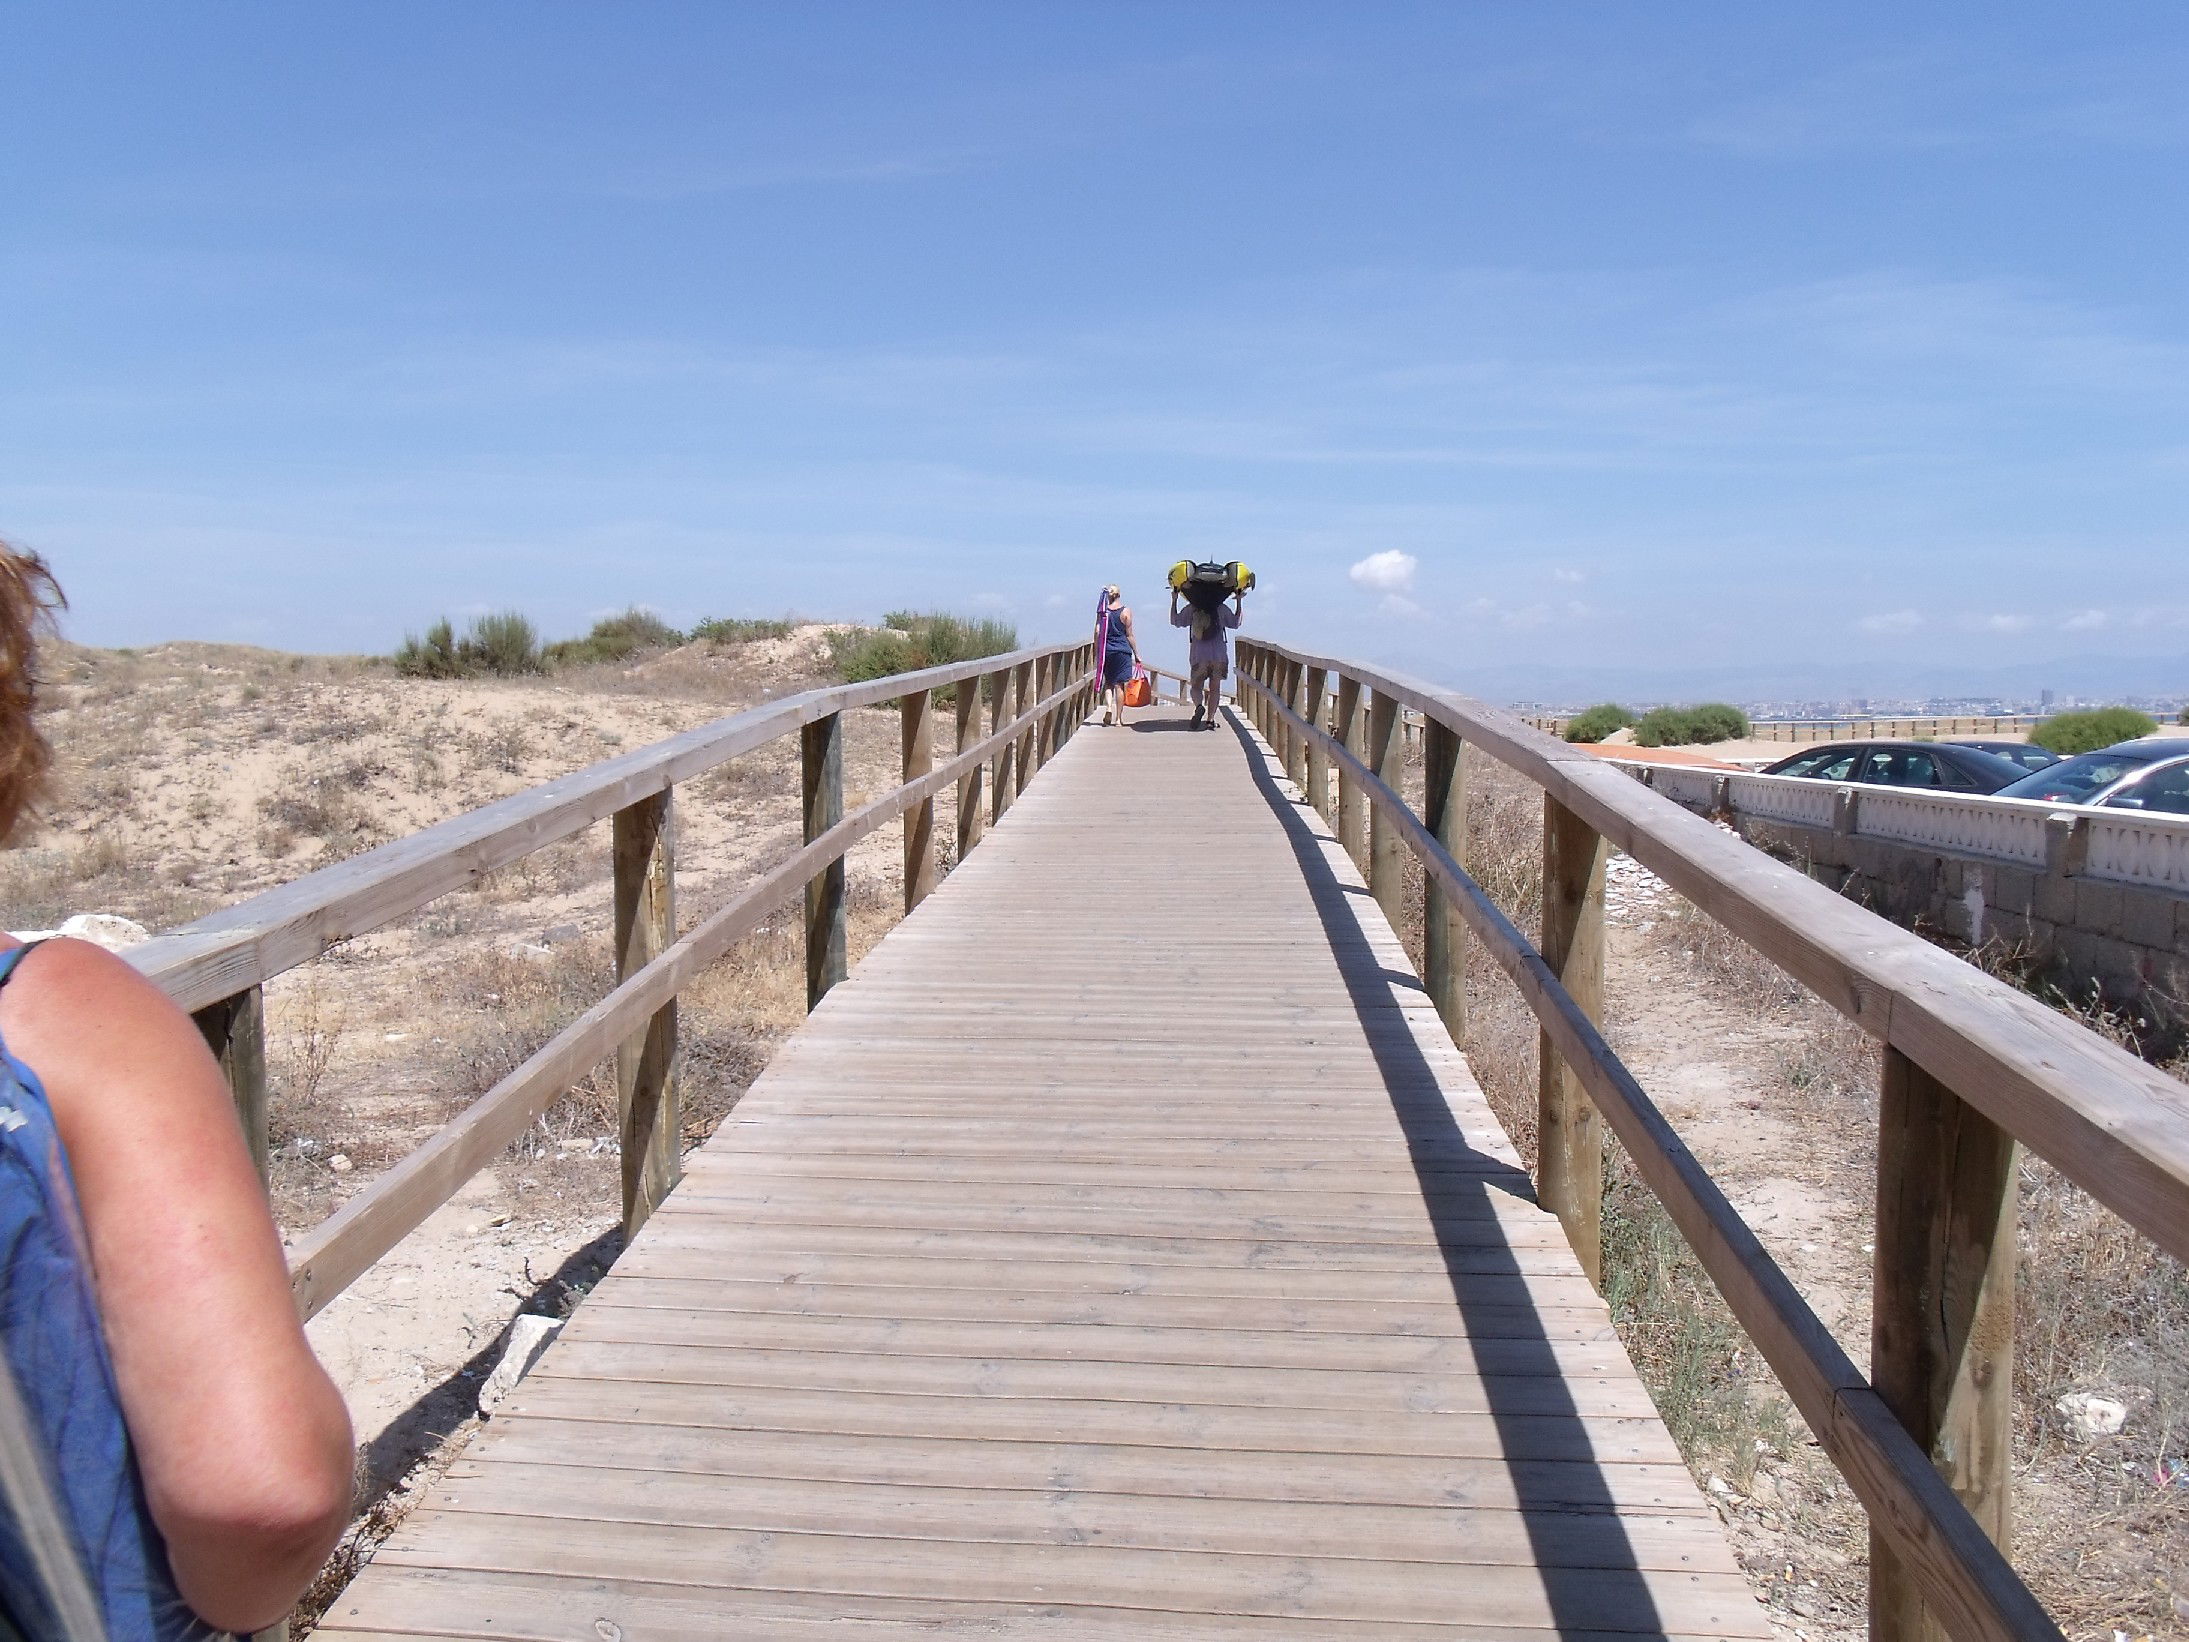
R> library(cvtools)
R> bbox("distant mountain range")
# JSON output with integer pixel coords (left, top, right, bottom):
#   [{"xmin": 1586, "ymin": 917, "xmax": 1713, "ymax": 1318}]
[{"xmin": 1416, "ymin": 651, "xmax": 2189, "ymax": 711}]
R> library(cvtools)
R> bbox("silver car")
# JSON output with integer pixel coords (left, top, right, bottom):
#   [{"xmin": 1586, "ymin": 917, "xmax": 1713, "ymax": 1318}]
[{"xmin": 1992, "ymin": 738, "xmax": 2189, "ymax": 815}]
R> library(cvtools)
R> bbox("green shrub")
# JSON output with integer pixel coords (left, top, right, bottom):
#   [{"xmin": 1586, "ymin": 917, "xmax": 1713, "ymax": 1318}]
[
  {"xmin": 394, "ymin": 617, "xmax": 462, "ymax": 679},
  {"xmin": 1630, "ymin": 702, "xmax": 1750, "ymax": 747},
  {"xmin": 393, "ymin": 612, "xmax": 541, "ymax": 678},
  {"xmin": 460, "ymin": 610, "xmax": 543, "ymax": 675},
  {"xmin": 691, "ymin": 616, "xmax": 794, "ymax": 645},
  {"xmin": 1631, "ymin": 706, "xmax": 1694, "ymax": 748},
  {"xmin": 1684, "ymin": 703, "xmax": 1750, "ymax": 744},
  {"xmin": 543, "ymin": 607, "xmax": 684, "ymax": 668},
  {"xmin": 2031, "ymin": 706, "xmax": 2159, "ymax": 756},
  {"xmin": 1563, "ymin": 703, "xmax": 1634, "ymax": 744},
  {"xmin": 830, "ymin": 611, "xmax": 1017, "ymax": 684}
]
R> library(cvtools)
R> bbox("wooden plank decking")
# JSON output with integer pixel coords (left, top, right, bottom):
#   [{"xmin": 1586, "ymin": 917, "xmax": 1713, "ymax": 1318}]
[{"xmin": 321, "ymin": 705, "xmax": 1768, "ymax": 1642}]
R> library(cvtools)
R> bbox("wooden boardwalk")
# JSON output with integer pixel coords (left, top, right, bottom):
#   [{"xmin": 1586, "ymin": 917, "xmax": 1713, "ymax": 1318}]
[{"xmin": 322, "ymin": 705, "xmax": 1767, "ymax": 1642}]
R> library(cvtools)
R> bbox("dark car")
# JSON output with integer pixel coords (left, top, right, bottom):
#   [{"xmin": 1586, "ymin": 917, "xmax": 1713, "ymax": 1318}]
[
  {"xmin": 1761, "ymin": 740, "xmax": 2027, "ymax": 795},
  {"xmin": 1994, "ymin": 738, "xmax": 2189, "ymax": 812},
  {"xmin": 1945, "ymin": 738, "xmax": 2060, "ymax": 774}
]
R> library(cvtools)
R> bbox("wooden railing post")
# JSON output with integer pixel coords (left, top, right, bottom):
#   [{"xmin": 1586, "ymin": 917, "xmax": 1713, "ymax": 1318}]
[
  {"xmin": 1539, "ymin": 795, "xmax": 1607, "ymax": 1286},
  {"xmin": 802, "ymin": 712, "xmax": 847, "ymax": 1009},
  {"xmin": 1283, "ymin": 661, "xmax": 1308, "ymax": 789},
  {"xmin": 1013, "ymin": 660, "xmax": 1035, "ymax": 797},
  {"xmin": 1422, "ymin": 718, "xmax": 1467, "ymax": 1043},
  {"xmin": 1029, "ymin": 656, "xmax": 1051, "ymax": 772},
  {"xmin": 1334, "ymin": 675, "xmax": 1365, "ymax": 869},
  {"xmin": 956, "ymin": 673, "xmax": 985, "ymax": 862},
  {"xmin": 194, "ymin": 986, "xmax": 270, "ymax": 1183},
  {"xmin": 612, "ymin": 790, "xmax": 679, "ymax": 1236},
  {"xmin": 991, "ymin": 666, "xmax": 1016, "ymax": 824},
  {"xmin": 1367, "ymin": 689, "xmax": 1405, "ymax": 926},
  {"xmin": 902, "ymin": 687, "xmax": 937, "ymax": 912},
  {"xmin": 1871, "ymin": 1049, "xmax": 2018, "ymax": 1642},
  {"xmin": 1300, "ymin": 664, "xmax": 1329, "ymax": 818}
]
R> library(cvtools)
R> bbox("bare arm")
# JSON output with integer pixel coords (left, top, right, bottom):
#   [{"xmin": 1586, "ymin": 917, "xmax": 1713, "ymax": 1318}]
[
  {"xmin": 0, "ymin": 940, "xmax": 353, "ymax": 1633},
  {"xmin": 1120, "ymin": 606, "xmax": 1140, "ymax": 656}
]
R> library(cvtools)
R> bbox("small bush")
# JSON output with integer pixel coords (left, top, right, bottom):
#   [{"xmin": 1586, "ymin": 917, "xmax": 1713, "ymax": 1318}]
[
  {"xmin": 1564, "ymin": 703, "xmax": 1634, "ymax": 744},
  {"xmin": 393, "ymin": 612, "xmax": 541, "ymax": 677},
  {"xmin": 463, "ymin": 611, "xmax": 543, "ymax": 676},
  {"xmin": 2031, "ymin": 706, "xmax": 2158, "ymax": 756},
  {"xmin": 393, "ymin": 618, "xmax": 462, "ymax": 679},
  {"xmin": 1631, "ymin": 706, "xmax": 1693, "ymax": 748},
  {"xmin": 1684, "ymin": 702, "xmax": 1750, "ymax": 744},
  {"xmin": 544, "ymin": 607, "xmax": 685, "ymax": 668},
  {"xmin": 830, "ymin": 612, "xmax": 1017, "ymax": 684},
  {"xmin": 1631, "ymin": 702, "xmax": 1750, "ymax": 747},
  {"xmin": 691, "ymin": 616, "xmax": 794, "ymax": 645}
]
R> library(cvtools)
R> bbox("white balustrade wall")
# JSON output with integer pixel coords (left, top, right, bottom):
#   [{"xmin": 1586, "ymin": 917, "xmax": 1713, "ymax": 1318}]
[
  {"xmin": 2085, "ymin": 812, "xmax": 2189, "ymax": 894},
  {"xmin": 1853, "ymin": 790, "xmax": 2053, "ymax": 870},
  {"xmin": 1724, "ymin": 772, "xmax": 1839, "ymax": 830}
]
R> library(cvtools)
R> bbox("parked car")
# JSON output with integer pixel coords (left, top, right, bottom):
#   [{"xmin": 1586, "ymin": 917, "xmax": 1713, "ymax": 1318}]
[
  {"xmin": 1993, "ymin": 738, "xmax": 2189, "ymax": 813},
  {"xmin": 1761, "ymin": 740, "xmax": 2028, "ymax": 795},
  {"xmin": 1944, "ymin": 738, "xmax": 2060, "ymax": 774}
]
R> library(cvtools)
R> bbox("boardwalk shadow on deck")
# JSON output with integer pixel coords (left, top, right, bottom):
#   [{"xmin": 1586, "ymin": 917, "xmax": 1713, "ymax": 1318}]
[{"xmin": 1224, "ymin": 707, "xmax": 1670, "ymax": 1641}]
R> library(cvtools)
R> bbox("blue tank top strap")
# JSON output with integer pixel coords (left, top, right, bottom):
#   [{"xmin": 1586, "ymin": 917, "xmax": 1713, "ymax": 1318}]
[{"xmin": 0, "ymin": 943, "xmax": 40, "ymax": 989}]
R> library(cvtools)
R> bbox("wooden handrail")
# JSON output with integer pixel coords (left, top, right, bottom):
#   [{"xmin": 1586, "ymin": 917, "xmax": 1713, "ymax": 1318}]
[
  {"xmin": 1237, "ymin": 654, "xmax": 2062, "ymax": 1642},
  {"xmin": 287, "ymin": 662, "xmax": 1092, "ymax": 1319},
  {"xmin": 128, "ymin": 640, "xmax": 1092, "ymax": 1013},
  {"xmin": 1244, "ymin": 643, "xmax": 2189, "ymax": 1266},
  {"xmin": 143, "ymin": 640, "xmax": 1092, "ymax": 1324}
]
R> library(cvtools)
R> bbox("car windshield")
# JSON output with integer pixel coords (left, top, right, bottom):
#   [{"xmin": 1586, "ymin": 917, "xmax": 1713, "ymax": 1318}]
[
  {"xmin": 1770, "ymin": 747, "xmax": 1861, "ymax": 780},
  {"xmin": 1996, "ymin": 748, "xmax": 2171, "ymax": 804},
  {"xmin": 2104, "ymin": 761, "xmax": 2189, "ymax": 816},
  {"xmin": 1972, "ymin": 744, "xmax": 2058, "ymax": 772}
]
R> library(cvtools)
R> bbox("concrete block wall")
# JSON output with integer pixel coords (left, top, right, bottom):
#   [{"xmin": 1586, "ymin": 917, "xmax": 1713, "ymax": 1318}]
[{"xmin": 1737, "ymin": 813, "xmax": 2189, "ymax": 1043}]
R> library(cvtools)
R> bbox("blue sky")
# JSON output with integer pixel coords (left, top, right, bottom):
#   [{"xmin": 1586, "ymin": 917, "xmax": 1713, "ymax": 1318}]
[{"xmin": 4, "ymin": 4, "xmax": 2185, "ymax": 691}]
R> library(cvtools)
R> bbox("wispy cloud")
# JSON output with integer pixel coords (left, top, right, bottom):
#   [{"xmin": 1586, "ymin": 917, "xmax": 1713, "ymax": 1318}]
[{"xmin": 1856, "ymin": 610, "xmax": 1923, "ymax": 635}]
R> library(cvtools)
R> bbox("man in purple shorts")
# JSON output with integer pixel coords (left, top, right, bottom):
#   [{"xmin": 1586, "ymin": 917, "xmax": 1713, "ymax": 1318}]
[{"xmin": 1169, "ymin": 583, "xmax": 1246, "ymax": 730}]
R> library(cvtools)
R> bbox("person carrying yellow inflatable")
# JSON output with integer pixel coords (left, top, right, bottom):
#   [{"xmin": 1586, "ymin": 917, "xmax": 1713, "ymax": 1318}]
[{"xmin": 1167, "ymin": 560, "xmax": 1253, "ymax": 730}]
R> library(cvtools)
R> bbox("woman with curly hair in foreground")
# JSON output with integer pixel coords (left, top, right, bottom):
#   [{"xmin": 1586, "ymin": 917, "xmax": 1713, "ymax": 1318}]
[{"xmin": 0, "ymin": 544, "xmax": 352, "ymax": 1639}]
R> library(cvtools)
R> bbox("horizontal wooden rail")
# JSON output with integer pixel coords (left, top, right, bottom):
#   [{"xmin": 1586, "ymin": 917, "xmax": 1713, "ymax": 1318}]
[
  {"xmin": 1238, "ymin": 662, "xmax": 2062, "ymax": 1642},
  {"xmin": 1245, "ymin": 645, "xmax": 2189, "ymax": 1268},
  {"xmin": 127, "ymin": 641, "xmax": 1090, "ymax": 1014},
  {"xmin": 287, "ymin": 664, "xmax": 1092, "ymax": 1319}
]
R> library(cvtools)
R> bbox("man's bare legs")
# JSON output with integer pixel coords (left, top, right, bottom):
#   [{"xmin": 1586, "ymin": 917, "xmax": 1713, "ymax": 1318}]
[{"xmin": 1190, "ymin": 666, "xmax": 1223, "ymax": 728}]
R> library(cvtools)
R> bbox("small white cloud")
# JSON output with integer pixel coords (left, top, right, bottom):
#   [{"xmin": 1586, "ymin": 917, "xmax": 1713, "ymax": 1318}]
[
  {"xmin": 1974, "ymin": 613, "xmax": 2032, "ymax": 634},
  {"xmin": 1857, "ymin": 610, "xmax": 1923, "ymax": 635},
  {"xmin": 1349, "ymin": 550, "xmax": 1418, "ymax": 594},
  {"xmin": 1380, "ymin": 594, "xmax": 1424, "ymax": 619},
  {"xmin": 1551, "ymin": 567, "xmax": 1586, "ymax": 585},
  {"xmin": 2062, "ymin": 608, "xmax": 2107, "ymax": 631}
]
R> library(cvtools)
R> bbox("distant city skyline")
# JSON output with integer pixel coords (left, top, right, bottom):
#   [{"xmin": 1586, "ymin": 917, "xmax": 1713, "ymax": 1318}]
[{"xmin": 4, "ymin": 5, "xmax": 2186, "ymax": 692}]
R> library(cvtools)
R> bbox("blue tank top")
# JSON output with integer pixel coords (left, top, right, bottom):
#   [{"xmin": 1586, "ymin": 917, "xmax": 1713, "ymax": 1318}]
[{"xmin": 0, "ymin": 944, "xmax": 222, "ymax": 1640}]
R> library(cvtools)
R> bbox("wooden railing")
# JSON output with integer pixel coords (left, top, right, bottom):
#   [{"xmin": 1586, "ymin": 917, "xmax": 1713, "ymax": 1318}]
[
  {"xmin": 1235, "ymin": 639, "xmax": 2189, "ymax": 1642},
  {"xmin": 129, "ymin": 640, "xmax": 1097, "ymax": 1320}
]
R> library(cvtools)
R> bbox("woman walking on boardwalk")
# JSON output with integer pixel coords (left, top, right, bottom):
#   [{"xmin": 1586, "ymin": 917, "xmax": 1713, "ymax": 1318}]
[
  {"xmin": 1094, "ymin": 585, "xmax": 1142, "ymax": 725},
  {"xmin": 1170, "ymin": 581, "xmax": 1245, "ymax": 730},
  {"xmin": 0, "ymin": 543, "xmax": 352, "ymax": 1639}
]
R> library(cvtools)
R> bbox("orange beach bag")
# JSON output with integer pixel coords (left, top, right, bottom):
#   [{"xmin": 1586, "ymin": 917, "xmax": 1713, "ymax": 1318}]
[{"xmin": 1121, "ymin": 670, "xmax": 1154, "ymax": 708}]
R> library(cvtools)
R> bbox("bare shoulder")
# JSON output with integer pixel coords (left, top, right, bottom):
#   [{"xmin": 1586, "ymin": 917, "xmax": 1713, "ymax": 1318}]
[{"xmin": 0, "ymin": 937, "xmax": 212, "ymax": 1086}]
